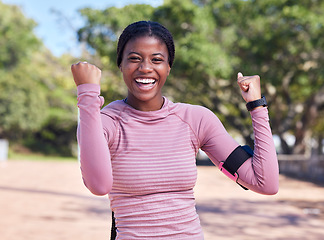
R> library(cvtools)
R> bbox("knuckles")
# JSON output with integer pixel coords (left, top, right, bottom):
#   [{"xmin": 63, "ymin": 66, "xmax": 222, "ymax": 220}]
[
  {"xmin": 253, "ymin": 75, "xmax": 260, "ymax": 81},
  {"xmin": 237, "ymin": 75, "xmax": 260, "ymax": 85},
  {"xmin": 71, "ymin": 61, "xmax": 101, "ymax": 86},
  {"xmin": 71, "ymin": 62, "xmax": 101, "ymax": 74}
]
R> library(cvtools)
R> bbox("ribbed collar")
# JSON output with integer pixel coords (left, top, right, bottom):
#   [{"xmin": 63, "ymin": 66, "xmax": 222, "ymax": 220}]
[{"xmin": 106, "ymin": 97, "xmax": 173, "ymax": 122}]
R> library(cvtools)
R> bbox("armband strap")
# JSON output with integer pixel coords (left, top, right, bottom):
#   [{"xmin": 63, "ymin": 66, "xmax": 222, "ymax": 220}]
[{"xmin": 219, "ymin": 145, "xmax": 253, "ymax": 190}]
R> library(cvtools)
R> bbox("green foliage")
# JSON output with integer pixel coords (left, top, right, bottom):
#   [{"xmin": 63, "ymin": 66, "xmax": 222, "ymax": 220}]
[
  {"xmin": 0, "ymin": 72, "xmax": 47, "ymax": 134},
  {"xmin": 0, "ymin": 2, "xmax": 78, "ymax": 156},
  {"xmin": 0, "ymin": 2, "xmax": 40, "ymax": 69},
  {"xmin": 207, "ymin": 0, "xmax": 324, "ymax": 153},
  {"xmin": 0, "ymin": 2, "xmax": 47, "ymax": 138},
  {"xmin": 2, "ymin": 0, "xmax": 324, "ymax": 155},
  {"xmin": 76, "ymin": 0, "xmax": 324, "ymax": 154},
  {"xmin": 23, "ymin": 52, "xmax": 79, "ymax": 156},
  {"xmin": 78, "ymin": 5, "xmax": 155, "ymax": 61}
]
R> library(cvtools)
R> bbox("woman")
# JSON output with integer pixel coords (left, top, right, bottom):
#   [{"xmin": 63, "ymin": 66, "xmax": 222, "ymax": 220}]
[{"xmin": 71, "ymin": 21, "xmax": 279, "ymax": 239}]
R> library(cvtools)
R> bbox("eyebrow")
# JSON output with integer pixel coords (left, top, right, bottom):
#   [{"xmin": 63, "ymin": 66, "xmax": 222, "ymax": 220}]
[{"xmin": 127, "ymin": 51, "xmax": 166, "ymax": 57}]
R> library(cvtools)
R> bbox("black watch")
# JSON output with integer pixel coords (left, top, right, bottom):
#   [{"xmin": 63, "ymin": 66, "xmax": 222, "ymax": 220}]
[{"xmin": 246, "ymin": 96, "xmax": 267, "ymax": 111}]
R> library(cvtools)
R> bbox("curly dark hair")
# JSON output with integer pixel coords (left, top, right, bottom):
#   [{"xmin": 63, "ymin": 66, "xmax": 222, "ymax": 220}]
[{"xmin": 117, "ymin": 21, "xmax": 175, "ymax": 68}]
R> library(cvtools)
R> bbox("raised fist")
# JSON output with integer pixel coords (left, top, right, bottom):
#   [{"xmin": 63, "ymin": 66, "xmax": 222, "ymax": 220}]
[
  {"xmin": 71, "ymin": 61, "xmax": 102, "ymax": 86},
  {"xmin": 237, "ymin": 72, "xmax": 262, "ymax": 103}
]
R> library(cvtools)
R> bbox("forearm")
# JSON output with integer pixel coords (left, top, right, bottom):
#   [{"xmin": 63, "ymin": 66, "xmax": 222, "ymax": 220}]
[
  {"xmin": 237, "ymin": 107, "xmax": 279, "ymax": 195},
  {"xmin": 77, "ymin": 84, "xmax": 113, "ymax": 195}
]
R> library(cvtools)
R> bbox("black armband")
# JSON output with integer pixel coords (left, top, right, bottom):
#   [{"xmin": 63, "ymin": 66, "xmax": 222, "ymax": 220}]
[{"xmin": 219, "ymin": 145, "xmax": 253, "ymax": 190}]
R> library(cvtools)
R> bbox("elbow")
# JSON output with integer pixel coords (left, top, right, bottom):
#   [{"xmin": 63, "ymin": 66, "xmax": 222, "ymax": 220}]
[
  {"xmin": 263, "ymin": 173, "xmax": 280, "ymax": 195},
  {"xmin": 263, "ymin": 185, "xmax": 279, "ymax": 195},
  {"xmin": 90, "ymin": 188, "xmax": 111, "ymax": 196},
  {"xmin": 83, "ymin": 179, "xmax": 113, "ymax": 196},
  {"xmin": 247, "ymin": 180, "xmax": 279, "ymax": 195},
  {"xmin": 89, "ymin": 184, "xmax": 112, "ymax": 196},
  {"xmin": 257, "ymin": 182, "xmax": 279, "ymax": 195}
]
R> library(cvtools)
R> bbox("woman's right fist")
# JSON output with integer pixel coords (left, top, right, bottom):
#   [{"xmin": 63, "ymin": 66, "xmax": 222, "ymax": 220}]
[{"xmin": 71, "ymin": 62, "xmax": 101, "ymax": 86}]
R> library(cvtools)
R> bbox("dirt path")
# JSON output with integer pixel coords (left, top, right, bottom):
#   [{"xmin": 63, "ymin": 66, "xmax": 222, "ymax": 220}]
[{"xmin": 1, "ymin": 160, "xmax": 324, "ymax": 240}]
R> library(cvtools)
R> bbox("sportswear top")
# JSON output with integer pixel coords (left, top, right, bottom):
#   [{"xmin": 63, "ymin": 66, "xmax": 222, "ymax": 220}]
[{"xmin": 76, "ymin": 83, "xmax": 279, "ymax": 239}]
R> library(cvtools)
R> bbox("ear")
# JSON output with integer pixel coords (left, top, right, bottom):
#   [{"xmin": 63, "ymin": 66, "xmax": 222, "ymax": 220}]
[{"xmin": 167, "ymin": 66, "xmax": 171, "ymax": 76}]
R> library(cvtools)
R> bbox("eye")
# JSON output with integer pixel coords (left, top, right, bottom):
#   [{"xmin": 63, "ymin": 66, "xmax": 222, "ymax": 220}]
[
  {"xmin": 152, "ymin": 58, "xmax": 164, "ymax": 63},
  {"xmin": 128, "ymin": 56, "xmax": 141, "ymax": 62}
]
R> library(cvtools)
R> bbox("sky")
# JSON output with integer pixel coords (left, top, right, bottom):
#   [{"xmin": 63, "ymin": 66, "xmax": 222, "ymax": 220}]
[{"xmin": 2, "ymin": 0, "xmax": 163, "ymax": 57}]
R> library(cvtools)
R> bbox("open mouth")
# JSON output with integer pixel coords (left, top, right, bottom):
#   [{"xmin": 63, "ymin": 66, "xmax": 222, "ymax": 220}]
[{"xmin": 135, "ymin": 78, "xmax": 156, "ymax": 90}]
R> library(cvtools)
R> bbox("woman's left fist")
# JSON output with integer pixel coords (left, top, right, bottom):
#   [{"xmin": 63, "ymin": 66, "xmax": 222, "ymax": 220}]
[{"xmin": 237, "ymin": 72, "xmax": 261, "ymax": 103}]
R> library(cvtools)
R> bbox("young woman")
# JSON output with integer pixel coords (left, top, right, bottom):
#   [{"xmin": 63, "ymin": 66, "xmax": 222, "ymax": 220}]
[{"xmin": 71, "ymin": 21, "xmax": 279, "ymax": 239}]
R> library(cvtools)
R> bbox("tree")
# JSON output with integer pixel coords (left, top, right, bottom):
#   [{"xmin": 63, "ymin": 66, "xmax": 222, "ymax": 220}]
[
  {"xmin": 21, "ymin": 51, "xmax": 79, "ymax": 156},
  {"xmin": 0, "ymin": 2, "xmax": 47, "ymax": 138},
  {"xmin": 76, "ymin": 0, "xmax": 324, "ymax": 154},
  {"xmin": 206, "ymin": 0, "xmax": 324, "ymax": 154},
  {"xmin": 0, "ymin": 1, "xmax": 78, "ymax": 156}
]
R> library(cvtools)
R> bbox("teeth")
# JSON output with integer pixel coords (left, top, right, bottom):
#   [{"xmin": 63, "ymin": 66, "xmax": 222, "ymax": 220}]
[{"xmin": 135, "ymin": 78, "xmax": 155, "ymax": 84}]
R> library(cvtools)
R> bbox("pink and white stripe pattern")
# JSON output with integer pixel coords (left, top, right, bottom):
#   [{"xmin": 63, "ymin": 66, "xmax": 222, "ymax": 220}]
[{"xmin": 77, "ymin": 83, "xmax": 279, "ymax": 239}]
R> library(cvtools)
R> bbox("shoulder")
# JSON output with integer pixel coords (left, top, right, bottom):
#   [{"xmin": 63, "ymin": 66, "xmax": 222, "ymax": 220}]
[
  {"xmin": 169, "ymin": 101, "xmax": 219, "ymax": 122},
  {"xmin": 101, "ymin": 100, "xmax": 125, "ymax": 118},
  {"xmin": 100, "ymin": 100, "xmax": 126, "ymax": 131},
  {"xmin": 99, "ymin": 100, "xmax": 126, "ymax": 143},
  {"xmin": 168, "ymin": 101, "xmax": 223, "ymax": 136},
  {"xmin": 168, "ymin": 101, "xmax": 226, "ymax": 146}
]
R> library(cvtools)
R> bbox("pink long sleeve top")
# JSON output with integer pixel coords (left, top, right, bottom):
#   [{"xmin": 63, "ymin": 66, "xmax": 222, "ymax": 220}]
[{"xmin": 77, "ymin": 84, "xmax": 279, "ymax": 239}]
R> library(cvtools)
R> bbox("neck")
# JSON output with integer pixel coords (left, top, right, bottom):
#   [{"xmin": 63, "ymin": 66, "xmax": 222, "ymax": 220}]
[{"xmin": 124, "ymin": 96, "xmax": 165, "ymax": 111}]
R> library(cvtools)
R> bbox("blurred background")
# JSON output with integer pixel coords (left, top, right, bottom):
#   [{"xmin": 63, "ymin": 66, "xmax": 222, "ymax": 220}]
[
  {"xmin": 1, "ymin": 0, "xmax": 324, "ymax": 165},
  {"xmin": 1, "ymin": 0, "xmax": 324, "ymax": 239},
  {"xmin": 1, "ymin": 0, "xmax": 324, "ymax": 161}
]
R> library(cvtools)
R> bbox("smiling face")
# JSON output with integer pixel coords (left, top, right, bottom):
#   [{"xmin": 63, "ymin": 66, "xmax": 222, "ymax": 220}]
[{"xmin": 120, "ymin": 36, "xmax": 171, "ymax": 111}]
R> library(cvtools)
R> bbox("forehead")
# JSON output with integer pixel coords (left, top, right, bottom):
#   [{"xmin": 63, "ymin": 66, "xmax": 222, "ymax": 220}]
[{"xmin": 124, "ymin": 36, "xmax": 168, "ymax": 54}]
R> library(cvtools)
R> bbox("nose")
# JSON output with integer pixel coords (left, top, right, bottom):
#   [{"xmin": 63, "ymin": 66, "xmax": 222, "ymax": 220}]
[{"xmin": 139, "ymin": 60, "xmax": 153, "ymax": 73}]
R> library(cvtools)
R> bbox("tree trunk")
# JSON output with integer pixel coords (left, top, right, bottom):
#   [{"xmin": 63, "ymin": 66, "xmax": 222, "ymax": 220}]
[{"xmin": 293, "ymin": 96, "xmax": 318, "ymax": 154}]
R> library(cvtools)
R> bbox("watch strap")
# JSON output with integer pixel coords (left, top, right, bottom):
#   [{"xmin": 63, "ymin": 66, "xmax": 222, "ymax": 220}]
[{"xmin": 246, "ymin": 95, "xmax": 267, "ymax": 111}]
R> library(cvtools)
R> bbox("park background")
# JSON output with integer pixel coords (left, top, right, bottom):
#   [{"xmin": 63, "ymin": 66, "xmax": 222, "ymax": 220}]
[{"xmin": 1, "ymin": 0, "xmax": 324, "ymax": 239}]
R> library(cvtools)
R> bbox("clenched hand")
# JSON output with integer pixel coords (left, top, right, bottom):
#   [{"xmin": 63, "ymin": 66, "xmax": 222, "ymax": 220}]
[{"xmin": 71, "ymin": 62, "xmax": 102, "ymax": 86}]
